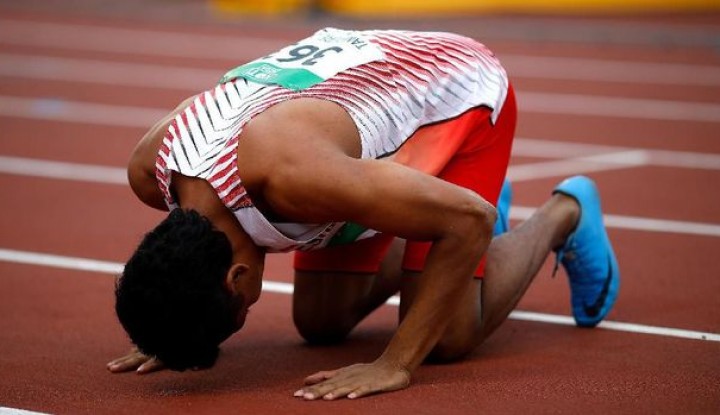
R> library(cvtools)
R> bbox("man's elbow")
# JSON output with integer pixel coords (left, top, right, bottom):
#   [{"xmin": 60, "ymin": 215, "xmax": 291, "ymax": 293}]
[{"xmin": 127, "ymin": 164, "xmax": 168, "ymax": 211}]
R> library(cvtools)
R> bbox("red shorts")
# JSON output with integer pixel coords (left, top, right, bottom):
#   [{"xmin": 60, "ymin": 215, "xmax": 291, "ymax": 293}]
[{"xmin": 294, "ymin": 85, "xmax": 517, "ymax": 278}]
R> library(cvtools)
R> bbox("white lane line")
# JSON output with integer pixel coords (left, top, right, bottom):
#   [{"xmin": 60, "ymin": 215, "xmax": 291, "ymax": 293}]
[
  {"xmin": 510, "ymin": 206, "xmax": 720, "ymax": 237},
  {"xmin": 513, "ymin": 138, "xmax": 631, "ymax": 158},
  {"xmin": 509, "ymin": 147, "xmax": 720, "ymax": 181},
  {"xmin": 519, "ymin": 91, "xmax": 720, "ymax": 123},
  {"xmin": 0, "ymin": 96, "xmax": 165, "ymax": 128},
  {"xmin": 0, "ymin": 248, "xmax": 123, "ymax": 275},
  {"xmin": 1, "ymin": 248, "xmax": 718, "ymax": 343},
  {"xmin": 508, "ymin": 311, "xmax": 720, "ymax": 342},
  {"xmin": 0, "ymin": 156, "xmax": 127, "ymax": 184},
  {"xmin": 643, "ymin": 148, "xmax": 720, "ymax": 170},
  {"xmin": 604, "ymin": 215, "xmax": 720, "ymax": 238},
  {"xmin": 513, "ymin": 138, "xmax": 720, "ymax": 170},
  {"xmin": 508, "ymin": 150, "xmax": 650, "ymax": 181},
  {"xmin": 0, "ymin": 408, "xmax": 51, "ymax": 415},
  {"xmin": 2, "ymin": 21, "xmax": 719, "ymax": 87}
]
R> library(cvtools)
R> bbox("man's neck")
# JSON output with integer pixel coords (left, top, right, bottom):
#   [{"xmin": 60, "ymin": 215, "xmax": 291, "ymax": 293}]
[{"xmin": 172, "ymin": 173, "xmax": 266, "ymax": 265}]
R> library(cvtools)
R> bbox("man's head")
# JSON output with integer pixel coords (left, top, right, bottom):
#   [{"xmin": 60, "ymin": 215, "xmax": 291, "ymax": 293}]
[{"xmin": 115, "ymin": 209, "xmax": 251, "ymax": 370}]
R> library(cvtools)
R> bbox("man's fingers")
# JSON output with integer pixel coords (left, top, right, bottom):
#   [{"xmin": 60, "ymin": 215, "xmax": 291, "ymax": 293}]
[
  {"xmin": 303, "ymin": 370, "xmax": 337, "ymax": 385},
  {"xmin": 106, "ymin": 348, "xmax": 159, "ymax": 374},
  {"xmin": 295, "ymin": 381, "xmax": 338, "ymax": 400},
  {"xmin": 321, "ymin": 386, "xmax": 355, "ymax": 400},
  {"xmin": 297, "ymin": 380, "xmax": 378, "ymax": 401},
  {"xmin": 296, "ymin": 370, "xmax": 343, "ymax": 400},
  {"xmin": 137, "ymin": 357, "xmax": 164, "ymax": 374},
  {"xmin": 107, "ymin": 349, "xmax": 139, "ymax": 367},
  {"xmin": 107, "ymin": 353, "xmax": 147, "ymax": 373},
  {"xmin": 347, "ymin": 384, "xmax": 381, "ymax": 400},
  {"xmin": 106, "ymin": 356, "xmax": 128, "ymax": 368}
]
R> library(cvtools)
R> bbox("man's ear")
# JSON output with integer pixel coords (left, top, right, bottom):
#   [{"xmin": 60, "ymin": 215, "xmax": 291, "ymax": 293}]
[{"xmin": 224, "ymin": 263, "xmax": 250, "ymax": 295}]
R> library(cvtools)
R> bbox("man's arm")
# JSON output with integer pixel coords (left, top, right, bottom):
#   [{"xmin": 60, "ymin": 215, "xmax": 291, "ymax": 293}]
[
  {"xmin": 264, "ymin": 142, "xmax": 496, "ymax": 399},
  {"xmin": 127, "ymin": 95, "xmax": 197, "ymax": 211}
]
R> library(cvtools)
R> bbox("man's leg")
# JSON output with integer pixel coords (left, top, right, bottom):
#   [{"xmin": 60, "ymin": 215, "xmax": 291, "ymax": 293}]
[
  {"xmin": 400, "ymin": 192, "xmax": 580, "ymax": 361},
  {"xmin": 293, "ymin": 85, "xmax": 518, "ymax": 348},
  {"xmin": 292, "ymin": 238, "xmax": 405, "ymax": 344}
]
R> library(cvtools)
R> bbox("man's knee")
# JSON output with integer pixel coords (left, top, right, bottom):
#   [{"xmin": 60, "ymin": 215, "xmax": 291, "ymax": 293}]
[
  {"xmin": 426, "ymin": 302, "xmax": 484, "ymax": 363},
  {"xmin": 292, "ymin": 270, "xmax": 380, "ymax": 345},
  {"xmin": 292, "ymin": 309, "xmax": 355, "ymax": 345},
  {"xmin": 427, "ymin": 335, "xmax": 477, "ymax": 363}
]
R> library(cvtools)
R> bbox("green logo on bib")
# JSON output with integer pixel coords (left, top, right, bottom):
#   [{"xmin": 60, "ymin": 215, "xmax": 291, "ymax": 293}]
[{"xmin": 220, "ymin": 62, "xmax": 324, "ymax": 91}]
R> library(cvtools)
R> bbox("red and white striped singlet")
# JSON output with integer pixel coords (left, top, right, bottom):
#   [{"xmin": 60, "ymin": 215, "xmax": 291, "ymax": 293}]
[{"xmin": 156, "ymin": 28, "xmax": 509, "ymax": 252}]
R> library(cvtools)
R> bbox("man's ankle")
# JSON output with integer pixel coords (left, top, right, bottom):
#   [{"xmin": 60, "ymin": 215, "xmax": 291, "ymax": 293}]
[{"xmin": 548, "ymin": 193, "xmax": 580, "ymax": 250}]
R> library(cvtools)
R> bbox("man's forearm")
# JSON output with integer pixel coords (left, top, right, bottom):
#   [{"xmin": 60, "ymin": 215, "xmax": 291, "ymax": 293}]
[{"xmin": 376, "ymin": 229, "xmax": 491, "ymax": 372}]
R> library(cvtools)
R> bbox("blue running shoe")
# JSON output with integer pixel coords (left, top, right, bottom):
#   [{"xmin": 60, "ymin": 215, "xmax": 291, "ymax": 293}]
[
  {"xmin": 553, "ymin": 176, "xmax": 620, "ymax": 328},
  {"xmin": 493, "ymin": 178, "xmax": 512, "ymax": 237}
]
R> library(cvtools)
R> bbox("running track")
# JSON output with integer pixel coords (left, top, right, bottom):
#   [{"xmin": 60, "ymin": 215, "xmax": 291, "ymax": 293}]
[{"xmin": 0, "ymin": 4, "xmax": 719, "ymax": 414}]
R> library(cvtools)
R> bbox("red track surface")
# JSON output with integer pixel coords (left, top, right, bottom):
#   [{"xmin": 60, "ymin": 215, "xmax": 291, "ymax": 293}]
[{"xmin": 1, "ymin": 3, "xmax": 719, "ymax": 414}]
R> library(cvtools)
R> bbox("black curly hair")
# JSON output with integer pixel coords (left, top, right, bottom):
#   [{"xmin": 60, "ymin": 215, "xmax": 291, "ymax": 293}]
[{"xmin": 115, "ymin": 208, "xmax": 243, "ymax": 371}]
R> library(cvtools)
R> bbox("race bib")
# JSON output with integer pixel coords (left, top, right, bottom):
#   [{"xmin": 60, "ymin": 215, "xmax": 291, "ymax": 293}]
[{"xmin": 219, "ymin": 28, "xmax": 384, "ymax": 90}]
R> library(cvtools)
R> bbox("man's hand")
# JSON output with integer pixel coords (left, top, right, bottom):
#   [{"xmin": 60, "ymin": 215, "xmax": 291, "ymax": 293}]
[
  {"xmin": 106, "ymin": 347, "xmax": 165, "ymax": 374},
  {"xmin": 294, "ymin": 360, "xmax": 411, "ymax": 400}
]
